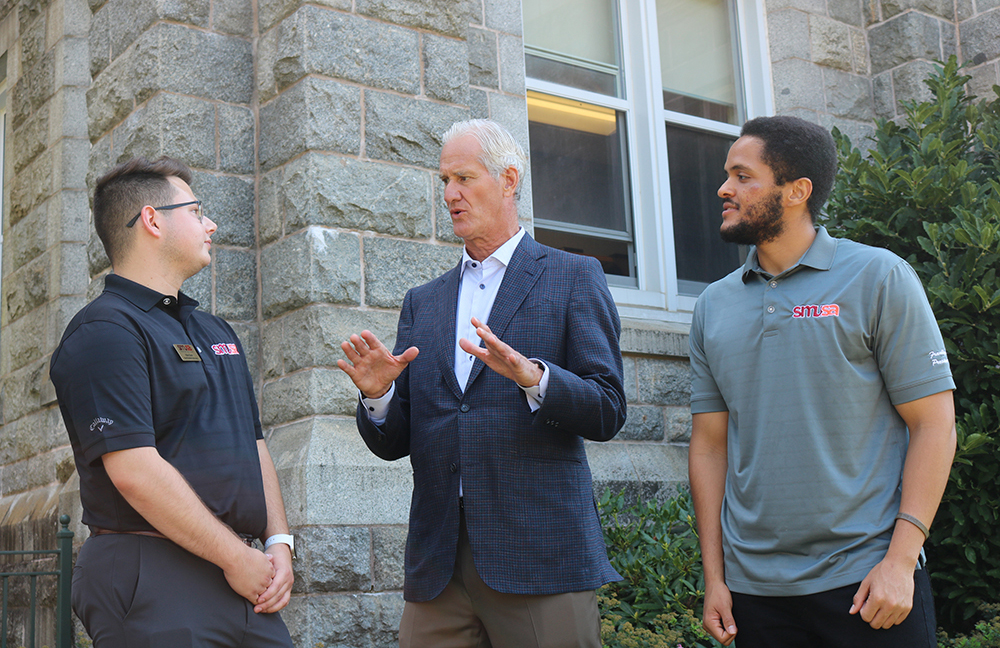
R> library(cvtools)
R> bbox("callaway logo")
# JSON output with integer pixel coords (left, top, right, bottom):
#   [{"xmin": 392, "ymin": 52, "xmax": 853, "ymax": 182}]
[
  {"xmin": 212, "ymin": 343, "xmax": 240, "ymax": 356},
  {"xmin": 90, "ymin": 417, "xmax": 114, "ymax": 432},
  {"xmin": 792, "ymin": 303, "xmax": 840, "ymax": 318}
]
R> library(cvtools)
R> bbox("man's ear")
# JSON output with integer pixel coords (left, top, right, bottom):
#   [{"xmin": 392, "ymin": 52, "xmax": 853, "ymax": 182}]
[
  {"xmin": 785, "ymin": 177, "xmax": 813, "ymax": 207},
  {"xmin": 139, "ymin": 205, "xmax": 165, "ymax": 239},
  {"xmin": 501, "ymin": 166, "xmax": 519, "ymax": 198}
]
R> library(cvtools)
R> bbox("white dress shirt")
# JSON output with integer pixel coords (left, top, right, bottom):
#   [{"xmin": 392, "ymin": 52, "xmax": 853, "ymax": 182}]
[{"xmin": 361, "ymin": 228, "xmax": 549, "ymax": 423}]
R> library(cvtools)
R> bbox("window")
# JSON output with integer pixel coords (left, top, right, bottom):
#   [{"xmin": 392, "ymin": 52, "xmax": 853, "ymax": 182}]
[{"xmin": 523, "ymin": 0, "xmax": 772, "ymax": 317}]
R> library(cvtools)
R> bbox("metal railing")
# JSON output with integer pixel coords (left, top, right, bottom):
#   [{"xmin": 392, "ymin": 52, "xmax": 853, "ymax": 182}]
[{"xmin": 0, "ymin": 515, "xmax": 73, "ymax": 648}]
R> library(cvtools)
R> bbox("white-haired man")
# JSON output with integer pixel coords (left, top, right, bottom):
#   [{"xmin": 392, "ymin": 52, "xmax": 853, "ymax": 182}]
[{"xmin": 339, "ymin": 119, "xmax": 627, "ymax": 647}]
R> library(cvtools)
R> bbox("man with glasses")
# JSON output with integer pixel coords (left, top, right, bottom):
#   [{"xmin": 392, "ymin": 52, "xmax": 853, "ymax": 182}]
[{"xmin": 50, "ymin": 157, "xmax": 295, "ymax": 647}]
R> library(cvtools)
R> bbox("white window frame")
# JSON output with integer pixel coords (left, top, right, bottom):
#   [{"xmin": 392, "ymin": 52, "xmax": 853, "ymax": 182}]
[{"xmin": 524, "ymin": 0, "xmax": 773, "ymax": 323}]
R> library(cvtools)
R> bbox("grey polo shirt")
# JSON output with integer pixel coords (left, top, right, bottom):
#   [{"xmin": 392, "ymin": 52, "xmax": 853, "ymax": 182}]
[{"xmin": 690, "ymin": 227, "xmax": 954, "ymax": 597}]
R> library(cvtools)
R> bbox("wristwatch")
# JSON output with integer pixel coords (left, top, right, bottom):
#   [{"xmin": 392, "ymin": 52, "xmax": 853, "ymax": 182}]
[{"xmin": 263, "ymin": 533, "xmax": 295, "ymax": 557}]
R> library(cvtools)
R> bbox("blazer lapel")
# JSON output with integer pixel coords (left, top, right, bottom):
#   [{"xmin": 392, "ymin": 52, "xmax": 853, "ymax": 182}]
[
  {"xmin": 465, "ymin": 235, "xmax": 546, "ymax": 389},
  {"xmin": 435, "ymin": 263, "xmax": 464, "ymax": 399}
]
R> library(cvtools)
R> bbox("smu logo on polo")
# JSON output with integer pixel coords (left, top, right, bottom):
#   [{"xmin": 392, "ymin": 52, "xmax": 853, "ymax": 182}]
[
  {"xmin": 211, "ymin": 343, "xmax": 240, "ymax": 355},
  {"xmin": 792, "ymin": 303, "xmax": 841, "ymax": 318}
]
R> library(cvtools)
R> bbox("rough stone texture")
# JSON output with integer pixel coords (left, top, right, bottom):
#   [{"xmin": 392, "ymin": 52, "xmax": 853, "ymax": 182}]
[
  {"xmin": 5, "ymin": 207, "xmax": 48, "ymax": 275},
  {"xmin": 3, "ymin": 254, "xmax": 50, "ymax": 324},
  {"xmin": 261, "ymin": 368, "xmax": 358, "ymax": 425},
  {"xmin": 771, "ymin": 58, "xmax": 827, "ymax": 113},
  {"xmin": 257, "ymin": 5, "xmax": 420, "ymax": 104},
  {"xmin": 587, "ymin": 442, "xmax": 688, "ymax": 502},
  {"xmin": 424, "ymin": 34, "xmax": 469, "ymax": 104},
  {"xmin": 362, "ymin": 237, "xmax": 460, "ymax": 309},
  {"xmin": 212, "ymin": 0, "xmax": 253, "ymax": 35},
  {"xmin": 261, "ymin": 227, "xmax": 362, "ymax": 318},
  {"xmin": 364, "ymin": 91, "xmax": 469, "ymax": 170},
  {"xmin": 2, "ymin": 359, "xmax": 55, "ymax": 424},
  {"xmin": 956, "ymin": 0, "xmax": 975, "ymax": 20},
  {"xmin": 189, "ymin": 172, "xmax": 256, "ymax": 248},
  {"xmin": 882, "ymin": 0, "xmax": 954, "ymax": 19},
  {"xmin": 868, "ymin": 12, "xmax": 942, "ymax": 75},
  {"xmin": 218, "ymin": 104, "xmax": 255, "ymax": 175},
  {"xmin": 214, "ymin": 248, "xmax": 257, "ymax": 321},
  {"xmin": 0, "ymin": 409, "xmax": 65, "ymax": 467},
  {"xmin": 767, "ymin": 9, "xmax": 810, "ymax": 62},
  {"xmin": 851, "ymin": 28, "xmax": 869, "ymax": 75},
  {"xmin": 635, "ymin": 357, "xmax": 691, "ymax": 407},
  {"xmin": 485, "ymin": 0, "xmax": 522, "ymax": 35},
  {"xmin": 275, "ymin": 153, "xmax": 434, "ymax": 237},
  {"xmin": 620, "ymin": 319, "xmax": 690, "ymax": 357},
  {"xmin": 498, "ymin": 32, "xmax": 526, "ymax": 95},
  {"xmin": 468, "ymin": 26, "xmax": 498, "ymax": 89},
  {"xmin": 824, "ymin": 68, "xmax": 874, "ymax": 120},
  {"xmin": 258, "ymin": 77, "xmax": 362, "ymax": 171},
  {"xmin": 828, "ymin": 0, "xmax": 864, "ymax": 26},
  {"xmin": 282, "ymin": 592, "xmax": 404, "ymax": 648},
  {"xmin": 182, "ymin": 265, "xmax": 213, "ymax": 308},
  {"xmin": 621, "ymin": 355, "xmax": 638, "ymax": 404},
  {"xmin": 296, "ymin": 526, "xmax": 372, "ymax": 592},
  {"xmin": 11, "ymin": 48, "xmax": 55, "ymax": 131},
  {"xmin": 262, "ymin": 305, "xmax": 400, "ymax": 379},
  {"xmin": 664, "ymin": 405, "xmax": 693, "ymax": 443},
  {"xmin": 2, "ymin": 306, "xmax": 47, "ymax": 376},
  {"xmin": 110, "ymin": 93, "xmax": 217, "ymax": 171},
  {"xmin": 889, "ymin": 60, "xmax": 937, "ymax": 110},
  {"xmin": 968, "ymin": 62, "xmax": 1000, "ymax": 100},
  {"xmin": 960, "ymin": 9, "xmax": 1000, "ymax": 63},
  {"xmin": 872, "ymin": 70, "xmax": 895, "ymax": 117},
  {"xmin": 766, "ymin": 0, "xmax": 826, "ymax": 13},
  {"xmin": 268, "ymin": 417, "xmax": 413, "ymax": 527},
  {"xmin": 810, "ymin": 15, "xmax": 854, "ymax": 71},
  {"xmin": 356, "ymin": 0, "xmax": 467, "ymax": 37},
  {"xmin": 617, "ymin": 404, "xmax": 664, "ymax": 441},
  {"xmin": 258, "ymin": 168, "xmax": 283, "ymax": 245},
  {"xmin": 87, "ymin": 22, "xmax": 253, "ymax": 141},
  {"xmin": 372, "ymin": 526, "xmax": 407, "ymax": 591}
]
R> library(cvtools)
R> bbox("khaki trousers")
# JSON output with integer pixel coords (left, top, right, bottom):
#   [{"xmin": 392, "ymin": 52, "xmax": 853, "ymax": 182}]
[{"xmin": 398, "ymin": 508, "xmax": 601, "ymax": 648}]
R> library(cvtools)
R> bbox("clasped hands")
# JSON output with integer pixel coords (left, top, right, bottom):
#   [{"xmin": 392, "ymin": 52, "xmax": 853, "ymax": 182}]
[{"xmin": 337, "ymin": 317, "xmax": 542, "ymax": 395}]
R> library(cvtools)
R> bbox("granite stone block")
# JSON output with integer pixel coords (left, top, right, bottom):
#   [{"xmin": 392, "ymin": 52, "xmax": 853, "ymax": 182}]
[
  {"xmin": 882, "ymin": 0, "xmax": 954, "ymax": 19},
  {"xmin": 468, "ymin": 26, "xmax": 498, "ymax": 89},
  {"xmin": 259, "ymin": 77, "xmax": 362, "ymax": 171},
  {"xmin": 11, "ymin": 48, "xmax": 55, "ymax": 131},
  {"xmin": 111, "ymin": 93, "xmax": 217, "ymax": 171},
  {"xmin": 890, "ymin": 60, "xmax": 937, "ymax": 110},
  {"xmin": 9, "ymin": 150, "xmax": 54, "ymax": 226},
  {"xmin": 212, "ymin": 0, "xmax": 253, "ymax": 35},
  {"xmin": 636, "ymin": 357, "xmax": 691, "ymax": 406},
  {"xmin": 298, "ymin": 526, "xmax": 372, "ymax": 592},
  {"xmin": 214, "ymin": 248, "xmax": 257, "ymax": 321},
  {"xmin": 356, "ymin": 0, "xmax": 466, "ymax": 37},
  {"xmin": 810, "ymin": 15, "xmax": 854, "ymax": 71},
  {"xmin": 424, "ymin": 34, "xmax": 469, "ymax": 104},
  {"xmin": 11, "ymin": 103, "xmax": 49, "ymax": 175},
  {"xmin": 498, "ymin": 32, "xmax": 526, "ymax": 95},
  {"xmin": 261, "ymin": 367, "xmax": 357, "ymax": 426},
  {"xmin": 260, "ymin": 227, "xmax": 362, "ymax": 318},
  {"xmin": 824, "ymin": 68, "xmax": 874, "ymax": 120},
  {"xmin": 617, "ymin": 404, "xmax": 664, "ymax": 441},
  {"xmin": 258, "ymin": 0, "xmax": 351, "ymax": 33},
  {"xmin": 362, "ymin": 237, "xmax": 460, "ymax": 309},
  {"xmin": 283, "ymin": 592, "xmax": 404, "ymax": 648},
  {"xmin": 372, "ymin": 526, "xmax": 407, "ymax": 591},
  {"xmin": 868, "ymin": 12, "xmax": 942, "ymax": 74},
  {"xmin": 218, "ymin": 104, "xmax": 255, "ymax": 175},
  {"xmin": 771, "ymin": 58, "xmax": 827, "ymax": 113},
  {"xmin": 364, "ymin": 91, "xmax": 469, "ymax": 169},
  {"xmin": 485, "ymin": 0, "xmax": 522, "ymax": 35},
  {"xmin": 960, "ymin": 9, "xmax": 1000, "ymax": 63},
  {"xmin": 279, "ymin": 153, "xmax": 433, "ymax": 237},
  {"xmin": 827, "ymin": 0, "xmax": 864, "ymax": 26},
  {"xmin": 190, "ymin": 172, "xmax": 256, "ymax": 248}
]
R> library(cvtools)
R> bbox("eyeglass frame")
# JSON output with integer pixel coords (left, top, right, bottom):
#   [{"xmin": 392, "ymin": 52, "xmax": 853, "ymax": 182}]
[{"xmin": 126, "ymin": 200, "xmax": 203, "ymax": 228}]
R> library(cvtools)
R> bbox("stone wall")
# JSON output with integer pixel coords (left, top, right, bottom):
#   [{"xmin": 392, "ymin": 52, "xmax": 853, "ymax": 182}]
[{"xmin": 2, "ymin": 0, "xmax": 996, "ymax": 646}]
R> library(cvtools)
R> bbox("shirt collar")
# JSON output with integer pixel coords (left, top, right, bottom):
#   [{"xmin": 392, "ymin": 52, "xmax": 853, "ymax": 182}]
[
  {"xmin": 102, "ymin": 273, "xmax": 200, "ymax": 316},
  {"xmin": 460, "ymin": 228, "xmax": 526, "ymax": 275},
  {"xmin": 741, "ymin": 225, "xmax": 837, "ymax": 282}
]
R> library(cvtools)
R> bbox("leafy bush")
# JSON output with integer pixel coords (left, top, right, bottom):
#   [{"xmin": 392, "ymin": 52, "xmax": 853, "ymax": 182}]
[
  {"xmin": 938, "ymin": 604, "xmax": 1000, "ymax": 648},
  {"xmin": 598, "ymin": 488, "xmax": 723, "ymax": 648},
  {"xmin": 823, "ymin": 56, "xmax": 1000, "ymax": 631}
]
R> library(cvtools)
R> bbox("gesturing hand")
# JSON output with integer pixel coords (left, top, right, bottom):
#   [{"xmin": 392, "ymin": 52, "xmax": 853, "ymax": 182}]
[
  {"xmin": 458, "ymin": 317, "xmax": 543, "ymax": 388},
  {"xmin": 337, "ymin": 330, "xmax": 418, "ymax": 399}
]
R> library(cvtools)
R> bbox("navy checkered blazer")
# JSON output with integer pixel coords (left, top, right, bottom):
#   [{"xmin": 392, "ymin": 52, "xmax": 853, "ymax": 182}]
[{"xmin": 357, "ymin": 234, "xmax": 626, "ymax": 602}]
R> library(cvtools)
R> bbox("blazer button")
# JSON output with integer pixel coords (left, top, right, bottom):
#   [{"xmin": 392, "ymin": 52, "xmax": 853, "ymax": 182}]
[
  {"xmin": 460, "ymin": 404, "xmax": 470, "ymax": 412},
  {"xmin": 450, "ymin": 463, "xmax": 458, "ymax": 473}
]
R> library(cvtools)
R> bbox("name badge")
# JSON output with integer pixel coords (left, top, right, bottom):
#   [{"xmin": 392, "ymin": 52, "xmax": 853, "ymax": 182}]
[{"xmin": 173, "ymin": 344, "xmax": 202, "ymax": 362}]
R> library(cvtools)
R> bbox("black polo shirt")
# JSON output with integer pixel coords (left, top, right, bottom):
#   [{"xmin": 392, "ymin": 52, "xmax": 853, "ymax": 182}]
[{"xmin": 50, "ymin": 274, "xmax": 268, "ymax": 537}]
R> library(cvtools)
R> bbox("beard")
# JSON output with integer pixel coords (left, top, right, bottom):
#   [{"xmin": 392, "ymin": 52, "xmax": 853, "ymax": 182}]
[{"xmin": 720, "ymin": 189, "xmax": 785, "ymax": 246}]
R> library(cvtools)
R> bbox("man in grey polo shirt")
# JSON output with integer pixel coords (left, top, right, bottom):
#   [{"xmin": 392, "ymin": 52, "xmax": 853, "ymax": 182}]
[{"xmin": 688, "ymin": 115, "xmax": 956, "ymax": 648}]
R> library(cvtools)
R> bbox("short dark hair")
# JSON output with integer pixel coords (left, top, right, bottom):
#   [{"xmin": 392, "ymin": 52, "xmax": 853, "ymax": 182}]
[
  {"xmin": 93, "ymin": 157, "xmax": 193, "ymax": 265},
  {"xmin": 740, "ymin": 116, "xmax": 837, "ymax": 221}
]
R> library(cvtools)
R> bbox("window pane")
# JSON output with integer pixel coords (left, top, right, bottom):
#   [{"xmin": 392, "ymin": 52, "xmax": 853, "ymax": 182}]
[
  {"xmin": 666, "ymin": 125, "xmax": 743, "ymax": 291},
  {"xmin": 527, "ymin": 91, "xmax": 635, "ymax": 279},
  {"xmin": 523, "ymin": 0, "xmax": 622, "ymax": 97},
  {"xmin": 657, "ymin": 0, "xmax": 740, "ymax": 124}
]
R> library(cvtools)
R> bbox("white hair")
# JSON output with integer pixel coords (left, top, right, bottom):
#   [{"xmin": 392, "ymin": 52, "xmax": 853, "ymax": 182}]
[{"xmin": 442, "ymin": 119, "xmax": 527, "ymax": 184}]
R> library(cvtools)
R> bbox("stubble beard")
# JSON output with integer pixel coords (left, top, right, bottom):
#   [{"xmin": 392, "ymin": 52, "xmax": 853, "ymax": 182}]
[{"xmin": 720, "ymin": 189, "xmax": 785, "ymax": 246}]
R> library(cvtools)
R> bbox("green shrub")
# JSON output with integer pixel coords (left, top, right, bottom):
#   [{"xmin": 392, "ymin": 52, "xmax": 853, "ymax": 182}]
[
  {"xmin": 823, "ymin": 56, "xmax": 1000, "ymax": 631},
  {"xmin": 938, "ymin": 604, "xmax": 1000, "ymax": 648},
  {"xmin": 598, "ymin": 488, "xmax": 723, "ymax": 648}
]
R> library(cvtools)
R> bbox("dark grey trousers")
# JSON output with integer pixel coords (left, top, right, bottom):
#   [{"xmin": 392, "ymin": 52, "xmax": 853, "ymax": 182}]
[{"xmin": 73, "ymin": 534, "xmax": 293, "ymax": 648}]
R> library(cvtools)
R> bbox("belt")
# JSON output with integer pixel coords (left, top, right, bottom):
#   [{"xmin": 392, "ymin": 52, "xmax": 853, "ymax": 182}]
[{"xmin": 89, "ymin": 526, "xmax": 256, "ymax": 547}]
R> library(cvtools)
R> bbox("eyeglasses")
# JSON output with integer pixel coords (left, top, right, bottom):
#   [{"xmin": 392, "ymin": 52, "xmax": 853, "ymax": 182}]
[{"xmin": 127, "ymin": 200, "xmax": 203, "ymax": 228}]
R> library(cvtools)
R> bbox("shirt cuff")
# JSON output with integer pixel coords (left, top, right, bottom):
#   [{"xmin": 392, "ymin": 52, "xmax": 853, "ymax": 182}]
[
  {"xmin": 520, "ymin": 359, "xmax": 549, "ymax": 412},
  {"xmin": 360, "ymin": 383, "xmax": 395, "ymax": 425}
]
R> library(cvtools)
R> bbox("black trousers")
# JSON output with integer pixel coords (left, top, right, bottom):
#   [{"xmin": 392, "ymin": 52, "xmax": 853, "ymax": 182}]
[
  {"xmin": 73, "ymin": 534, "xmax": 293, "ymax": 648},
  {"xmin": 730, "ymin": 567, "xmax": 936, "ymax": 648}
]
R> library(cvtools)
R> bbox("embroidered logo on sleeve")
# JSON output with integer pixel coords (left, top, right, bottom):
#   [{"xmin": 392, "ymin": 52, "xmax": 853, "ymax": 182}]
[
  {"xmin": 928, "ymin": 350, "xmax": 949, "ymax": 367},
  {"xmin": 792, "ymin": 303, "xmax": 840, "ymax": 318},
  {"xmin": 90, "ymin": 417, "xmax": 114, "ymax": 432},
  {"xmin": 211, "ymin": 343, "xmax": 240, "ymax": 356}
]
